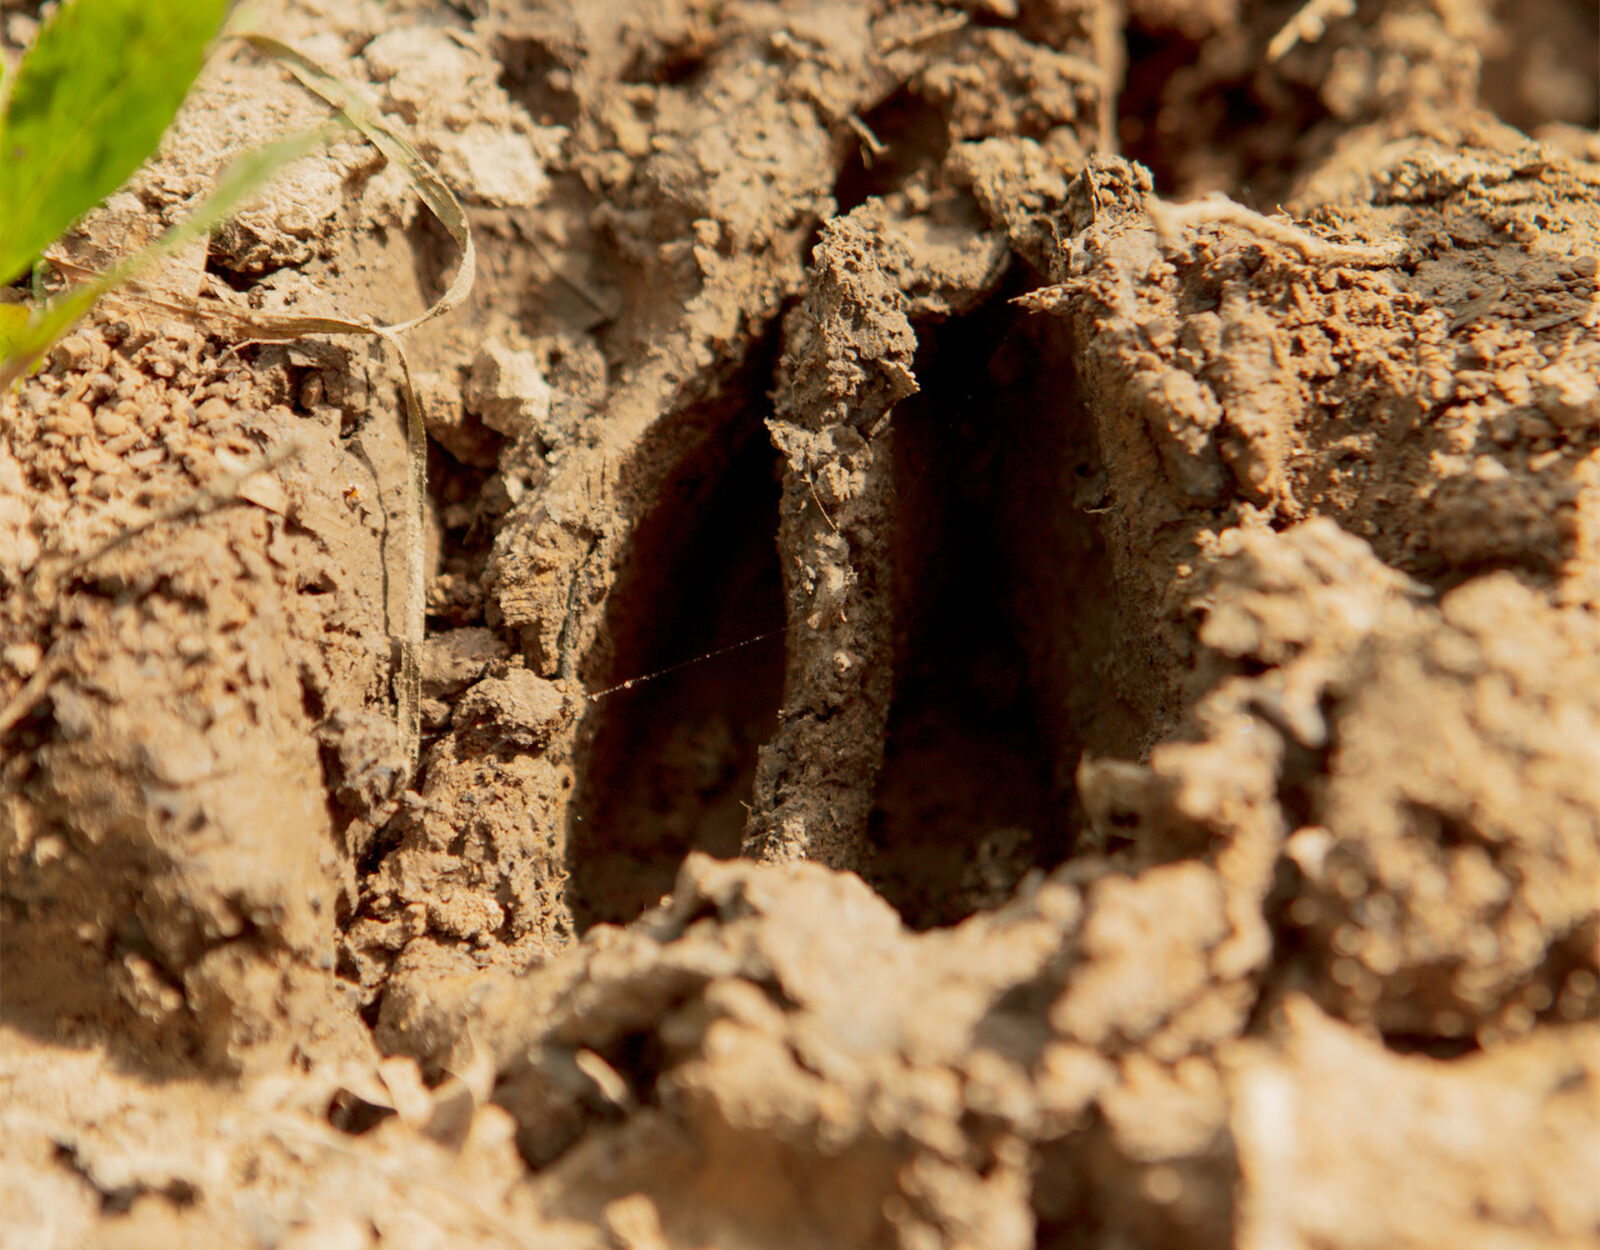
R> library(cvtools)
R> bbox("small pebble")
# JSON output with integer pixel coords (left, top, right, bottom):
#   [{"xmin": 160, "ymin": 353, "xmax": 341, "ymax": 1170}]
[
  {"xmin": 3, "ymin": 642, "xmax": 43, "ymax": 678},
  {"xmin": 42, "ymin": 402, "xmax": 93, "ymax": 437},
  {"xmin": 49, "ymin": 335, "xmax": 93, "ymax": 370}
]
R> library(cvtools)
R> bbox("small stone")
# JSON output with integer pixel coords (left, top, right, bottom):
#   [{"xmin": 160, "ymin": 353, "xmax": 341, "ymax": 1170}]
[
  {"xmin": 94, "ymin": 410, "xmax": 129, "ymax": 438},
  {"xmin": 197, "ymin": 396, "xmax": 232, "ymax": 425},
  {"xmin": 453, "ymin": 669, "xmax": 569, "ymax": 749},
  {"xmin": 1536, "ymin": 364, "xmax": 1600, "ymax": 431},
  {"xmin": 49, "ymin": 335, "xmax": 93, "ymax": 371},
  {"xmin": 463, "ymin": 340, "xmax": 553, "ymax": 438},
  {"xmin": 42, "ymin": 402, "xmax": 93, "ymax": 437},
  {"xmin": 3, "ymin": 641, "xmax": 43, "ymax": 677},
  {"xmin": 418, "ymin": 627, "xmax": 509, "ymax": 698}
]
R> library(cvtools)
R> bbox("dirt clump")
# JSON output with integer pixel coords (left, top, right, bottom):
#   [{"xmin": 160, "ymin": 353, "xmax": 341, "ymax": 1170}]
[{"xmin": 2, "ymin": 1, "xmax": 1598, "ymax": 1248}]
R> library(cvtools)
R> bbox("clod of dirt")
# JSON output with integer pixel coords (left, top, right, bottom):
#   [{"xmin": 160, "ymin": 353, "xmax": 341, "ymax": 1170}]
[
  {"xmin": 1082, "ymin": 521, "xmax": 1600, "ymax": 1043},
  {"xmin": 463, "ymin": 341, "xmax": 555, "ymax": 439},
  {"xmin": 1, "ymin": 300, "xmax": 390, "ymax": 1072}
]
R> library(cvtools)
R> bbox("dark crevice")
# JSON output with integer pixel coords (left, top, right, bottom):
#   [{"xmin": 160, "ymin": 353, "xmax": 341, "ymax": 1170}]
[
  {"xmin": 868, "ymin": 272, "xmax": 1136, "ymax": 930},
  {"xmin": 1116, "ymin": 17, "xmax": 1333, "ymax": 204},
  {"xmin": 1381, "ymin": 1032, "xmax": 1483, "ymax": 1060},
  {"xmin": 621, "ymin": 33, "xmax": 713, "ymax": 89},
  {"xmin": 1115, "ymin": 22, "xmax": 1201, "ymax": 195},
  {"xmin": 54, "ymin": 1142, "xmax": 199, "ymax": 1215},
  {"xmin": 327, "ymin": 1087, "xmax": 397, "ymax": 1136},
  {"xmin": 404, "ymin": 211, "xmax": 456, "ymax": 313},
  {"xmin": 201, "ymin": 253, "xmax": 260, "ymax": 292},
  {"xmin": 427, "ymin": 437, "xmax": 501, "ymax": 631},
  {"xmin": 495, "ymin": 36, "xmax": 582, "ymax": 128},
  {"xmin": 566, "ymin": 366, "xmax": 786, "ymax": 932},
  {"xmin": 596, "ymin": 1027, "xmax": 668, "ymax": 1105},
  {"xmin": 1259, "ymin": 695, "xmax": 1338, "ymax": 834},
  {"xmin": 832, "ymin": 86, "xmax": 951, "ymax": 217}
]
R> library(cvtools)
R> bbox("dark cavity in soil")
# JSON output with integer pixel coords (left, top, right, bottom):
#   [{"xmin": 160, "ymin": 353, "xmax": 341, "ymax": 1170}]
[
  {"xmin": 868, "ymin": 276, "xmax": 1128, "ymax": 929},
  {"xmin": 566, "ymin": 391, "xmax": 785, "ymax": 931},
  {"xmin": 832, "ymin": 86, "xmax": 951, "ymax": 217}
]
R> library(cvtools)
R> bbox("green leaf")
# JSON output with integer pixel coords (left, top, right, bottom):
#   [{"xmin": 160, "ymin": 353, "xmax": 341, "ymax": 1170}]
[
  {"xmin": 0, "ymin": 0, "xmax": 230, "ymax": 287},
  {"xmin": 0, "ymin": 305, "xmax": 33, "ymax": 359},
  {"xmin": 1, "ymin": 125, "xmax": 333, "ymax": 389},
  {"xmin": 0, "ymin": 286, "xmax": 99, "ymax": 388}
]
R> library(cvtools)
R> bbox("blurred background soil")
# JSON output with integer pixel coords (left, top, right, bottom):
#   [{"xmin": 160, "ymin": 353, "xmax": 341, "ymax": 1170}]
[{"xmin": 1, "ymin": 1, "xmax": 1597, "ymax": 1248}]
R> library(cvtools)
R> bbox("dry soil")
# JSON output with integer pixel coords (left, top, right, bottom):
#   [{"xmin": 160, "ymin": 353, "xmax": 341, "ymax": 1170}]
[{"xmin": 2, "ymin": 1, "xmax": 1598, "ymax": 1248}]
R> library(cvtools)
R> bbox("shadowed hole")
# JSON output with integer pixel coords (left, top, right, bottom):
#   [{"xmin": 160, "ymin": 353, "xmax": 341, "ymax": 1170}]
[
  {"xmin": 1117, "ymin": 17, "xmax": 1332, "ymax": 204},
  {"xmin": 567, "ymin": 393, "xmax": 784, "ymax": 931},
  {"xmin": 869, "ymin": 272, "xmax": 1141, "ymax": 929},
  {"xmin": 832, "ymin": 85, "xmax": 951, "ymax": 217}
]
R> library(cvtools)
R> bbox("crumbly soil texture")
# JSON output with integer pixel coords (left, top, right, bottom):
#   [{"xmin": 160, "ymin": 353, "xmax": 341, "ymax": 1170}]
[{"xmin": 3, "ymin": 1, "xmax": 1599, "ymax": 1247}]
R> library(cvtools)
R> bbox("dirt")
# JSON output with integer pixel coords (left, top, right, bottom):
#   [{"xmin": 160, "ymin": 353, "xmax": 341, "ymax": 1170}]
[{"xmin": 1, "ymin": 0, "xmax": 1597, "ymax": 1247}]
